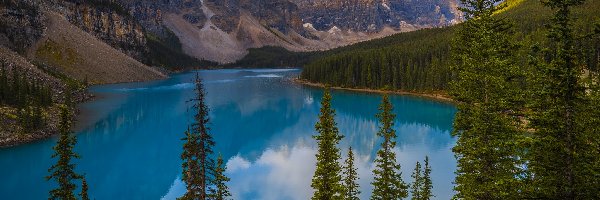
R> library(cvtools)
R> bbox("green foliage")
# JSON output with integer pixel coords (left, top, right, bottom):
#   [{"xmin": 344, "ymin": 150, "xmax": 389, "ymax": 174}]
[
  {"xmin": 450, "ymin": 0, "xmax": 528, "ymax": 199},
  {"xmin": 410, "ymin": 161, "xmax": 423, "ymax": 200},
  {"xmin": 0, "ymin": 62, "xmax": 53, "ymax": 108},
  {"xmin": 80, "ymin": 176, "xmax": 90, "ymax": 200},
  {"xmin": 410, "ymin": 157, "xmax": 433, "ymax": 200},
  {"xmin": 46, "ymin": 105, "xmax": 82, "ymax": 200},
  {"xmin": 179, "ymin": 73, "xmax": 216, "ymax": 200},
  {"xmin": 302, "ymin": 28, "xmax": 453, "ymax": 91},
  {"xmin": 1, "ymin": 61, "xmax": 53, "ymax": 133},
  {"xmin": 421, "ymin": 157, "xmax": 433, "ymax": 200},
  {"xmin": 179, "ymin": 129, "xmax": 203, "ymax": 200},
  {"xmin": 300, "ymin": 0, "xmax": 600, "ymax": 92},
  {"xmin": 146, "ymin": 30, "xmax": 217, "ymax": 70},
  {"xmin": 18, "ymin": 102, "xmax": 45, "ymax": 133},
  {"xmin": 371, "ymin": 94, "xmax": 408, "ymax": 200},
  {"xmin": 209, "ymin": 154, "xmax": 232, "ymax": 200},
  {"xmin": 227, "ymin": 46, "xmax": 320, "ymax": 68},
  {"xmin": 526, "ymin": 0, "xmax": 600, "ymax": 198},
  {"xmin": 343, "ymin": 147, "xmax": 360, "ymax": 200},
  {"xmin": 311, "ymin": 89, "xmax": 345, "ymax": 200}
]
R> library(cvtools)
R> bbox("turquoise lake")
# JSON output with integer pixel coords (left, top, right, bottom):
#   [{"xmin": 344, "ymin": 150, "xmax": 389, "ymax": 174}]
[{"xmin": 0, "ymin": 69, "xmax": 457, "ymax": 200}]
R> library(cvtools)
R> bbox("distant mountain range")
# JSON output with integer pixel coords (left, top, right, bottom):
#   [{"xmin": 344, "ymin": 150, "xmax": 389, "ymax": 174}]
[
  {"xmin": 0, "ymin": 0, "xmax": 461, "ymax": 87},
  {"xmin": 122, "ymin": 0, "xmax": 462, "ymax": 63}
]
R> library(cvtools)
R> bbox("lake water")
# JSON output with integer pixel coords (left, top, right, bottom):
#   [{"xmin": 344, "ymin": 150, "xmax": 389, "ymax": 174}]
[{"xmin": 0, "ymin": 69, "xmax": 457, "ymax": 200}]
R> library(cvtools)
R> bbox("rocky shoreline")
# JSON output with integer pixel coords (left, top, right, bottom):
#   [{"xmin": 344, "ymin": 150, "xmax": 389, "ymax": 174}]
[{"xmin": 292, "ymin": 78, "xmax": 455, "ymax": 104}]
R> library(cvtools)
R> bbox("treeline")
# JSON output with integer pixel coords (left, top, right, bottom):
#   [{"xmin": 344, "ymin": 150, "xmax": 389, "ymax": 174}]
[
  {"xmin": 146, "ymin": 29, "xmax": 218, "ymax": 70},
  {"xmin": 1, "ymin": 61, "xmax": 53, "ymax": 132},
  {"xmin": 226, "ymin": 46, "xmax": 320, "ymax": 68},
  {"xmin": 302, "ymin": 27, "xmax": 453, "ymax": 91},
  {"xmin": 312, "ymin": 90, "xmax": 434, "ymax": 199},
  {"xmin": 0, "ymin": 63, "xmax": 53, "ymax": 107},
  {"xmin": 300, "ymin": 0, "xmax": 600, "ymax": 92}
]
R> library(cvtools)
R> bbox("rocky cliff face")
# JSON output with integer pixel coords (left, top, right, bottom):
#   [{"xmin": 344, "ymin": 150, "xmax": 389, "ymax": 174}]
[
  {"xmin": 46, "ymin": 0, "xmax": 149, "ymax": 63},
  {"xmin": 0, "ymin": 0, "xmax": 46, "ymax": 55},
  {"xmin": 0, "ymin": 0, "xmax": 166, "ymax": 84},
  {"xmin": 292, "ymin": 0, "xmax": 461, "ymax": 32},
  {"xmin": 107, "ymin": 0, "xmax": 461, "ymax": 63},
  {"xmin": 126, "ymin": 0, "xmax": 461, "ymax": 63},
  {"xmin": 2, "ymin": 0, "xmax": 462, "ymax": 64}
]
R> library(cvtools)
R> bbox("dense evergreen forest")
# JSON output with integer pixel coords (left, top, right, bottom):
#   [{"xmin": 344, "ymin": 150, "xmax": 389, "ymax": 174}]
[
  {"xmin": 145, "ymin": 29, "xmax": 218, "ymax": 70},
  {"xmin": 299, "ymin": 0, "xmax": 600, "ymax": 92},
  {"xmin": 224, "ymin": 46, "xmax": 319, "ymax": 68},
  {"xmin": 0, "ymin": 61, "xmax": 53, "ymax": 133}
]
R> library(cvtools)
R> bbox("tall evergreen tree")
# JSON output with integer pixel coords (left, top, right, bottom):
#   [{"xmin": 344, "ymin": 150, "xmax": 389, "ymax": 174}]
[
  {"xmin": 0, "ymin": 62, "xmax": 7, "ymax": 104},
  {"xmin": 11, "ymin": 68, "xmax": 20, "ymax": 106},
  {"xmin": 343, "ymin": 147, "xmax": 360, "ymax": 200},
  {"xmin": 410, "ymin": 161, "xmax": 423, "ymax": 200},
  {"xmin": 80, "ymin": 176, "xmax": 90, "ymax": 200},
  {"xmin": 311, "ymin": 89, "xmax": 345, "ymax": 200},
  {"xmin": 180, "ymin": 73, "xmax": 215, "ymax": 200},
  {"xmin": 209, "ymin": 154, "xmax": 232, "ymax": 200},
  {"xmin": 46, "ymin": 105, "xmax": 82, "ymax": 200},
  {"xmin": 180, "ymin": 128, "xmax": 202, "ymax": 200},
  {"xmin": 450, "ymin": 0, "xmax": 526, "ymax": 198},
  {"xmin": 421, "ymin": 156, "xmax": 433, "ymax": 200},
  {"xmin": 528, "ymin": 0, "xmax": 600, "ymax": 198},
  {"xmin": 371, "ymin": 94, "xmax": 408, "ymax": 200}
]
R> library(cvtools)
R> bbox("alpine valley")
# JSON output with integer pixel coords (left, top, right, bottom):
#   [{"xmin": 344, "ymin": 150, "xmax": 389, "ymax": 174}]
[{"xmin": 0, "ymin": 0, "xmax": 460, "ymax": 147}]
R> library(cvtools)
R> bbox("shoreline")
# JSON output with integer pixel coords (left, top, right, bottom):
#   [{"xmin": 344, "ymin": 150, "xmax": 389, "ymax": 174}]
[{"xmin": 292, "ymin": 78, "xmax": 455, "ymax": 104}]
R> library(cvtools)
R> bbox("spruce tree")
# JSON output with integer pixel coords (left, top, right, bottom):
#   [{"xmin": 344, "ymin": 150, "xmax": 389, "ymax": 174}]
[
  {"xmin": 450, "ymin": 0, "xmax": 526, "ymax": 198},
  {"xmin": 179, "ymin": 73, "xmax": 215, "ymax": 200},
  {"xmin": 0, "ymin": 62, "xmax": 6, "ymax": 104},
  {"xmin": 80, "ymin": 176, "xmax": 90, "ymax": 200},
  {"xmin": 410, "ymin": 161, "xmax": 423, "ymax": 200},
  {"xmin": 11, "ymin": 68, "xmax": 20, "ymax": 105},
  {"xmin": 371, "ymin": 94, "xmax": 408, "ymax": 200},
  {"xmin": 343, "ymin": 147, "xmax": 360, "ymax": 200},
  {"xmin": 528, "ymin": 0, "xmax": 600, "ymax": 198},
  {"xmin": 180, "ymin": 128, "xmax": 202, "ymax": 200},
  {"xmin": 46, "ymin": 105, "xmax": 82, "ymax": 200},
  {"xmin": 311, "ymin": 89, "xmax": 344, "ymax": 200},
  {"xmin": 209, "ymin": 154, "xmax": 231, "ymax": 200},
  {"xmin": 421, "ymin": 156, "xmax": 433, "ymax": 200}
]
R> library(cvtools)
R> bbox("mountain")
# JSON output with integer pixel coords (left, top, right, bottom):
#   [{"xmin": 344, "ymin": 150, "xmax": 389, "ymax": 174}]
[
  {"xmin": 299, "ymin": 0, "xmax": 600, "ymax": 92},
  {"xmin": 117, "ymin": 0, "xmax": 462, "ymax": 63},
  {"xmin": 0, "ymin": 0, "xmax": 169, "ymax": 145}
]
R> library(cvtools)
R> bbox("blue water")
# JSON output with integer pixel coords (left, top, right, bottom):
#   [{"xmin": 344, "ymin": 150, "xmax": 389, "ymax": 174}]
[{"xmin": 0, "ymin": 69, "xmax": 457, "ymax": 200}]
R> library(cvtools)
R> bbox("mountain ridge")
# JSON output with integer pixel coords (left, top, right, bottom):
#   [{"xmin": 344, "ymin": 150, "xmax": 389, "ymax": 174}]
[{"xmin": 116, "ymin": 0, "xmax": 461, "ymax": 63}]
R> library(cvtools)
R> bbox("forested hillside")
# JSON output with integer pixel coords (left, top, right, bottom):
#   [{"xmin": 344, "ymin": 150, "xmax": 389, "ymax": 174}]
[{"xmin": 300, "ymin": 0, "xmax": 600, "ymax": 92}]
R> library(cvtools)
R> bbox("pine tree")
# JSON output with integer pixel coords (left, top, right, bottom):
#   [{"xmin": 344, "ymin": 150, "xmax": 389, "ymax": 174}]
[
  {"xmin": 80, "ymin": 176, "xmax": 90, "ymax": 200},
  {"xmin": 343, "ymin": 147, "xmax": 360, "ymax": 200},
  {"xmin": 450, "ymin": 0, "xmax": 526, "ymax": 198},
  {"xmin": 311, "ymin": 89, "xmax": 345, "ymax": 200},
  {"xmin": 0, "ymin": 62, "xmax": 7, "ymax": 104},
  {"xmin": 209, "ymin": 154, "xmax": 231, "ymax": 200},
  {"xmin": 421, "ymin": 156, "xmax": 433, "ymax": 200},
  {"xmin": 371, "ymin": 94, "xmax": 408, "ymax": 200},
  {"xmin": 528, "ymin": 0, "xmax": 600, "ymax": 198},
  {"xmin": 46, "ymin": 105, "xmax": 82, "ymax": 200},
  {"xmin": 410, "ymin": 161, "xmax": 423, "ymax": 200},
  {"xmin": 179, "ymin": 73, "xmax": 215, "ymax": 200},
  {"xmin": 11, "ymin": 68, "xmax": 20, "ymax": 105},
  {"xmin": 180, "ymin": 128, "xmax": 202, "ymax": 200}
]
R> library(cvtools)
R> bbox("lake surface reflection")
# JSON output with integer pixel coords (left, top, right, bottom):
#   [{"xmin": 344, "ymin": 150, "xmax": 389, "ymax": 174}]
[{"xmin": 0, "ymin": 69, "xmax": 456, "ymax": 200}]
